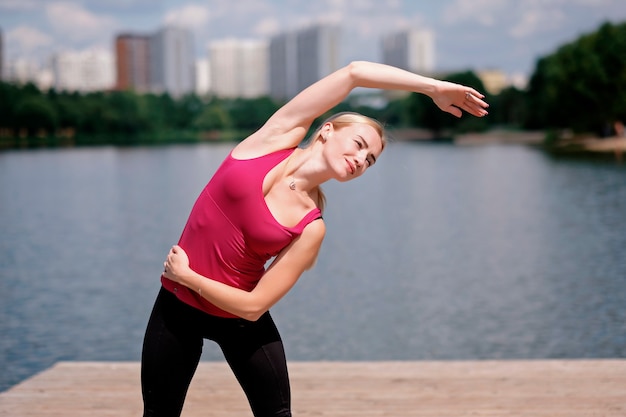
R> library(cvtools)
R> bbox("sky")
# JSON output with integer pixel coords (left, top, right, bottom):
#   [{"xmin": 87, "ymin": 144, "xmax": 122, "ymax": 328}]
[{"xmin": 1, "ymin": 0, "xmax": 626, "ymax": 78}]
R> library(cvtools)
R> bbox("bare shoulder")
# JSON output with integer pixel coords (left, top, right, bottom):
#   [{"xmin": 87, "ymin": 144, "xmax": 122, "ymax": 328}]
[
  {"xmin": 293, "ymin": 219, "xmax": 325, "ymax": 270},
  {"xmin": 300, "ymin": 218, "xmax": 326, "ymax": 245}
]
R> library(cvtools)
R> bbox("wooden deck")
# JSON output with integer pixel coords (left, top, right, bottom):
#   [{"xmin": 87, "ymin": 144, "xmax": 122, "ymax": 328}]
[{"xmin": 1, "ymin": 360, "xmax": 625, "ymax": 416}]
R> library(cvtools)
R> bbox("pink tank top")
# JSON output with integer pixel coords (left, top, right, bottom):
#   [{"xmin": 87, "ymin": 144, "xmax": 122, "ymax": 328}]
[{"xmin": 161, "ymin": 147, "xmax": 322, "ymax": 318}]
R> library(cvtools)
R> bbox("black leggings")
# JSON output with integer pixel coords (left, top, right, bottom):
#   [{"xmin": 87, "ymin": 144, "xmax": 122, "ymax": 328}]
[{"xmin": 141, "ymin": 287, "xmax": 291, "ymax": 417}]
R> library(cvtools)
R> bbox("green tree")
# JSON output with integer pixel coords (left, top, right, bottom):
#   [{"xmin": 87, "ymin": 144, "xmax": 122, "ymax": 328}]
[
  {"xmin": 378, "ymin": 96, "xmax": 410, "ymax": 127},
  {"xmin": 14, "ymin": 96, "xmax": 58, "ymax": 136},
  {"xmin": 149, "ymin": 93, "xmax": 179, "ymax": 130},
  {"xmin": 226, "ymin": 96, "xmax": 280, "ymax": 131},
  {"xmin": 192, "ymin": 103, "xmax": 231, "ymax": 131},
  {"xmin": 405, "ymin": 70, "xmax": 488, "ymax": 137},
  {"xmin": 55, "ymin": 93, "xmax": 84, "ymax": 131},
  {"xmin": 489, "ymin": 86, "xmax": 527, "ymax": 128},
  {"xmin": 105, "ymin": 90, "xmax": 149, "ymax": 135},
  {"xmin": 526, "ymin": 21, "xmax": 626, "ymax": 134},
  {"xmin": 175, "ymin": 94, "xmax": 205, "ymax": 129},
  {"xmin": 0, "ymin": 82, "xmax": 21, "ymax": 131},
  {"xmin": 78, "ymin": 93, "xmax": 109, "ymax": 135}
]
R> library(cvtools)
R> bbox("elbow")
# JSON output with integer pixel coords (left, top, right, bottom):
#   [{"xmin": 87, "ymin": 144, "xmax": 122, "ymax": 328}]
[
  {"xmin": 346, "ymin": 60, "xmax": 365, "ymax": 79},
  {"xmin": 347, "ymin": 60, "xmax": 368, "ymax": 70},
  {"xmin": 345, "ymin": 60, "xmax": 372, "ymax": 87},
  {"xmin": 232, "ymin": 292, "xmax": 274, "ymax": 322},
  {"xmin": 237, "ymin": 301, "xmax": 269, "ymax": 322},
  {"xmin": 239, "ymin": 309, "xmax": 266, "ymax": 322}
]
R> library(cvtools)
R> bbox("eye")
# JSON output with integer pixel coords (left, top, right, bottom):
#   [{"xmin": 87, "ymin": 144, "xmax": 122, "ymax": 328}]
[{"xmin": 354, "ymin": 139, "xmax": 363, "ymax": 149}]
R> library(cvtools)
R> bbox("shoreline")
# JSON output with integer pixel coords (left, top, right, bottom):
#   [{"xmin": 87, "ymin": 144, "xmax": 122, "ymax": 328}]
[
  {"xmin": 547, "ymin": 135, "xmax": 626, "ymax": 161},
  {"xmin": 387, "ymin": 128, "xmax": 546, "ymax": 145},
  {"xmin": 390, "ymin": 128, "xmax": 626, "ymax": 162},
  {"xmin": 3, "ymin": 128, "xmax": 625, "ymax": 163}
]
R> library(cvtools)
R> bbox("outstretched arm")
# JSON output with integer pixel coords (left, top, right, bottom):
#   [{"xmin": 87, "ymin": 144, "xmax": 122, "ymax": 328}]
[
  {"xmin": 241, "ymin": 61, "xmax": 489, "ymax": 153},
  {"xmin": 278, "ymin": 60, "xmax": 488, "ymax": 123}
]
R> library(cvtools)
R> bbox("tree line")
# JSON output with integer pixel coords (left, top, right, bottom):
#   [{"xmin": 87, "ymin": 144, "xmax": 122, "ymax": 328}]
[{"xmin": 1, "ymin": 21, "xmax": 624, "ymax": 149}]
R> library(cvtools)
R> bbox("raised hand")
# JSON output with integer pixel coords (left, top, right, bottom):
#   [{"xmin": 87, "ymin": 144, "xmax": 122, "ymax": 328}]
[{"xmin": 430, "ymin": 80, "xmax": 489, "ymax": 118}]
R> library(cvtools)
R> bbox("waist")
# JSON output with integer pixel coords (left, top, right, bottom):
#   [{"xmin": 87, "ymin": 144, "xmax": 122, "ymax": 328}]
[{"xmin": 161, "ymin": 276, "xmax": 242, "ymax": 318}]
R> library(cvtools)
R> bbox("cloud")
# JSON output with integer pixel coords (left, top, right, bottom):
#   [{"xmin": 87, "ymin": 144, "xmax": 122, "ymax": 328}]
[
  {"xmin": 2, "ymin": 0, "xmax": 625, "ymax": 75},
  {"xmin": 45, "ymin": 1, "xmax": 118, "ymax": 43},
  {"xmin": 163, "ymin": 4, "xmax": 211, "ymax": 29},
  {"xmin": 509, "ymin": 7, "xmax": 566, "ymax": 39},
  {"xmin": 442, "ymin": 0, "xmax": 507, "ymax": 26},
  {"xmin": 568, "ymin": 0, "xmax": 614, "ymax": 6},
  {"xmin": 6, "ymin": 25, "xmax": 53, "ymax": 56},
  {"xmin": 0, "ymin": 0, "xmax": 40, "ymax": 11},
  {"xmin": 326, "ymin": 0, "xmax": 377, "ymax": 12},
  {"xmin": 442, "ymin": 0, "xmax": 624, "ymax": 38},
  {"xmin": 344, "ymin": 4, "xmax": 426, "ymax": 39},
  {"xmin": 253, "ymin": 17, "xmax": 281, "ymax": 37}
]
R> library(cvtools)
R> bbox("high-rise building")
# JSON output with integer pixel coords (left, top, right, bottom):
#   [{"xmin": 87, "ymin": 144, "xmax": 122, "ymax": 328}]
[
  {"xmin": 115, "ymin": 34, "xmax": 151, "ymax": 92},
  {"xmin": 52, "ymin": 49, "xmax": 114, "ymax": 92},
  {"xmin": 208, "ymin": 39, "xmax": 268, "ymax": 98},
  {"xmin": 381, "ymin": 29, "xmax": 435, "ymax": 74},
  {"xmin": 195, "ymin": 58, "xmax": 210, "ymax": 96},
  {"xmin": 296, "ymin": 24, "xmax": 340, "ymax": 95},
  {"xmin": 5, "ymin": 59, "xmax": 39, "ymax": 85},
  {"xmin": 0, "ymin": 28, "xmax": 4, "ymax": 81},
  {"xmin": 268, "ymin": 32, "xmax": 298, "ymax": 101},
  {"xmin": 150, "ymin": 27, "xmax": 195, "ymax": 98},
  {"xmin": 269, "ymin": 23, "xmax": 340, "ymax": 101}
]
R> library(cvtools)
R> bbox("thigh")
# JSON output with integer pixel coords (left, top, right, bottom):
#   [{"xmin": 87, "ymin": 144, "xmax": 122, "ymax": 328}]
[
  {"xmin": 217, "ymin": 313, "xmax": 291, "ymax": 417},
  {"xmin": 141, "ymin": 288, "xmax": 204, "ymax": 417}
]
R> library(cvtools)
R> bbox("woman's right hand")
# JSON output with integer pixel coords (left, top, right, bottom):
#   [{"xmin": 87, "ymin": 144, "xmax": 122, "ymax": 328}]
[{"xmin": 163, "ymin": 245, "xmax": 191, "ymax": 285}]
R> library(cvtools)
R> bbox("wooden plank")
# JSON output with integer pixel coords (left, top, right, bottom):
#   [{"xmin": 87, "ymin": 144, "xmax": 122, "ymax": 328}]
[{"xmin": 1, "ymin": 360, "xmax": 625, "ymax": 416}]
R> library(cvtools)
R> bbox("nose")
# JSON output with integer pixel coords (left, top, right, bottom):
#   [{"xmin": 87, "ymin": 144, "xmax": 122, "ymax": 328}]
[{"xmin": 354, "ymin": 153, "xmax": 366, "ymax": 169}]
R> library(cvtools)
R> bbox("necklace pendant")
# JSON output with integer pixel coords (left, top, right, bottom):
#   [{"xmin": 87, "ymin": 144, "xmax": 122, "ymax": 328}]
[{"xmin": 289, "ymin": 180, "xmax": 296, "ymax": 190}]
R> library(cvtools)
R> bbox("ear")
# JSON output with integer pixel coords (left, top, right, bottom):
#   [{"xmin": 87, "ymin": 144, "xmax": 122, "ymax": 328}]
[{"xmin": 321, "ymin": 122, "xmax": 334, "ymax": 141}]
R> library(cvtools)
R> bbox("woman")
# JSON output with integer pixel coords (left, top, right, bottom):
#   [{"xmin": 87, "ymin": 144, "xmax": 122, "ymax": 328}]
[{"xmin": 142, "ymin": 60, "xmax": 489, "ymax": 417}]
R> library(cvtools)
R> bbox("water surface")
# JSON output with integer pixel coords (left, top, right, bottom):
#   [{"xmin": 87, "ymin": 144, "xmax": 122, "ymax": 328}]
[{"xmin": 1, "ymin": 142, "xmax": 625, "ymax": 391}]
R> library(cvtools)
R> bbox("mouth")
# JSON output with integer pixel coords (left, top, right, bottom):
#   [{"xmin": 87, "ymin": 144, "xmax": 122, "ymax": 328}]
[{"xmin": 345, "ymin": 158, "xmax": 355, "ymax": 175}]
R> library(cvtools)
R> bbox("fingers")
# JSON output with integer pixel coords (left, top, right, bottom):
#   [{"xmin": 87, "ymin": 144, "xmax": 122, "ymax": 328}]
[
  {"xmin": 164, "ymin": 246, "xmax": 175, "ymax": 269},
  {"xmin": 170, "ymin": 244, "xmax": 185, "ymax": 255},
  {"xmin": 446, "ymin": 105, "xmax": 463, "ymax": 118},
  {"xmin": 164, "ymin": 245, "xmax": 180, "ymax": 272},
  {"xmin": 468, "ymin": 88, "xmax": 484, "ymax": 99},
  {"xmin": 467, "ymin": 93, "xmax": 488, "ymax": 108},
  {"xmin": 463, "ymin": 91, "xmax": 489, "ymax": 117},
  {"xmin": 164, "ymin": 245, "xmax": 178, "ymax": 268}
]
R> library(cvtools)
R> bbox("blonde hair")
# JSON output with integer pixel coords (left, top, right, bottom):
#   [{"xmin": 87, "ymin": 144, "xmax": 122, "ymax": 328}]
[{"xmin": 306, "ymin": 112, "xmax": 387, "ymax": 213}]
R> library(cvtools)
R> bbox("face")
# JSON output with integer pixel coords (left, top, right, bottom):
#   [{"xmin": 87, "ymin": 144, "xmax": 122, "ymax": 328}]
[{"xmin": 322, "ymin": 122, "xmax": 384, "ymax": 182}]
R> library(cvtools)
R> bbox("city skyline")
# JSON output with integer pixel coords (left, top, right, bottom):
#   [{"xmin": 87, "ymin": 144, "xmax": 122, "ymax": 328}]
[{"xmin": 1, "ymin": 0, "xmax": 626, "ymax": 79}]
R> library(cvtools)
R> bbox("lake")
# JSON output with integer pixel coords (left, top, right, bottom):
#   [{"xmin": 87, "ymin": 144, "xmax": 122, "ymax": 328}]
[{"xmin": 1, "ymin": 141, "xmax": 625, "ymax": 392}]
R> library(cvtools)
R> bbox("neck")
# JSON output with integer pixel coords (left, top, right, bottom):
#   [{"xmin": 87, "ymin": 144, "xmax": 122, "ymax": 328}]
[{"xmin": 285, "ymin": 146, "xmax": 332, "ymax": 191}]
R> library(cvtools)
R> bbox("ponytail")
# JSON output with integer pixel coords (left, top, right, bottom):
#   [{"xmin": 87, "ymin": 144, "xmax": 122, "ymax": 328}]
[{"xmin": 312, "ymin": 185, "xmax": 326, "ymax": 213}]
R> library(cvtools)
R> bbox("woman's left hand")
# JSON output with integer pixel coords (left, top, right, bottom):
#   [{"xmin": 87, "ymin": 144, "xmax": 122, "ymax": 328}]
[
  {"xmin": 431, "ymin": 80, "xmax": 489, "ymax": 119},
  {"xmin": 163, "ymin": 245, "xmax": 191, "ymax": 284}
]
